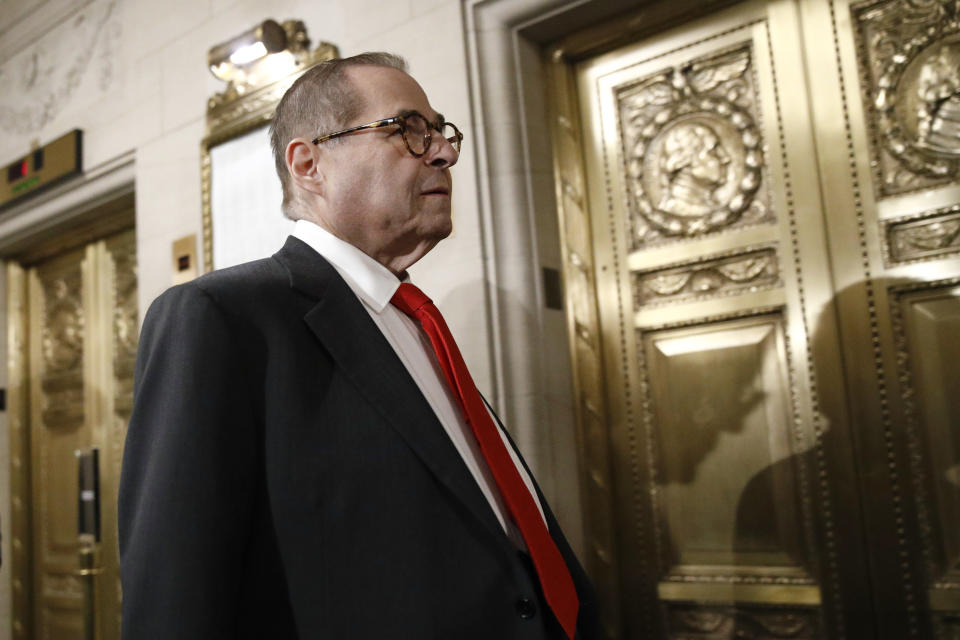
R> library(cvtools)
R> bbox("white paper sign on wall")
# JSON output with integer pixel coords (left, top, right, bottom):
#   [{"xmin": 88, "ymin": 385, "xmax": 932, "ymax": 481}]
[{"xmin": 210, "ymin": 124, "xmax": 294, "ymax": 270}]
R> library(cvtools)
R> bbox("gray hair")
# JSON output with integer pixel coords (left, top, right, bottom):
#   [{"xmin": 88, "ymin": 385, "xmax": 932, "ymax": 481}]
[{"xmin": 269, "ymin": 52, "xmax": 408, "ymax": 219}]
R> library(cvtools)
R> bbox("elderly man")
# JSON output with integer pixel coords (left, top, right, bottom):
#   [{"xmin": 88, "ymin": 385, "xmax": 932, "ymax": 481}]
[{"xmin": 119, "ymin": 52, "xmax": 599, "ymax": 639}]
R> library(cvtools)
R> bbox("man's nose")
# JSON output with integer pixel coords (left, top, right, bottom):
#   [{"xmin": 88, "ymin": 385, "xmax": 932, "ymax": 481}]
[{"xmin": 426, "ymin": 133, "xmax": 459, "ymax": 169}]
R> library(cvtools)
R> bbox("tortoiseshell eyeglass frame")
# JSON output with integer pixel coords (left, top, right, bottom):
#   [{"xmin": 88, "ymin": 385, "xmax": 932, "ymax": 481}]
[{"xmin": 311, "ymin": 110, "xmax": 463, "ymax": 158}]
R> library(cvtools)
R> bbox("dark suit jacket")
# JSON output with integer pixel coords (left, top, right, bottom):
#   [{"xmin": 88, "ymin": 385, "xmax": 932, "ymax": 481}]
[{"xmin": 118, "ymin": 237, "xmax": 600, "ymax": 639}]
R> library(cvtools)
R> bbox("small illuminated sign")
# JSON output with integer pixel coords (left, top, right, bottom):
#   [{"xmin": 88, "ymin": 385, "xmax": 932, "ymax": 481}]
[
  {"xmin": 1, "ymin": 130, "xmax": 82, "ymax": 209},
  {"xmin": 171, "ymin": 234, "xmax": 198, "ymax": 285}
]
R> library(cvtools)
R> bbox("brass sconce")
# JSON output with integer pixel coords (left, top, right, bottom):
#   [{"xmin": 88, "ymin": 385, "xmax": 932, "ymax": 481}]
[
  {"xmin": 206, "ymin": 19, "xmax": 332, "ymax": 108},
  {"xmin": 208, "ymin": 19, "xmax": 289, "ymax": 83}
]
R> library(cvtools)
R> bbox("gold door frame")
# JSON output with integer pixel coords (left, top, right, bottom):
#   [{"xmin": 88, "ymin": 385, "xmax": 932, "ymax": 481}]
[
  {"xmin": 7, "ymin": 200, "xmax": 136, "ymax": 640},
  {"xmin": 8, "ymin": 262, "xmax": 30, "ymax": 638}
]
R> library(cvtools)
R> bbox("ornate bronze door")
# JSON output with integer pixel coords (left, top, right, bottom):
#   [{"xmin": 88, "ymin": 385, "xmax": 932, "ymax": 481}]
[
  {"xmin": 547, "ymin": 0, "xmax": 960, "ymax": 638},
  {"xmin": 8, "ymin": 229, "xmax": 137, "ymax": 640}
]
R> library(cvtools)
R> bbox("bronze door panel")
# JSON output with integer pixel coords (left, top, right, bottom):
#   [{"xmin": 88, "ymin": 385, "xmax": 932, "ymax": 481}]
[
  {"xmin": 29, "ymin": 247, "xmax": 88, "ymax": 638},
  {"xmin": 891, "ymin": 282, "xmax": 960, "ymax": 626},
  {"xmin": 556, "ymin": 0, "xmax": 874, "ymax": 636},
  {"xmin": 643, "ymin": 315, "xmax": 805, "ymax": 573},
  {"xmin": 811, "ymin": 0, "xmax": 960, "ymax": 635},
  {"xmin": 10, "ymin": 228, "xmax": 136, "ymax": 640},
  {"xmin": 554, "ymin": 0, "xmax": 960, "ymax": 636}
]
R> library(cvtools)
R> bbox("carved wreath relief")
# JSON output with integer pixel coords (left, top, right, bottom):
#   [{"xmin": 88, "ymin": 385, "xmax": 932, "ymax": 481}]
[
  {"xmin": 617, "ymin": 45, "xmax": 771, "ymax": 250},
  {"xmin": 40, "ymin": 268, "xmax": 85, "ymax": 430},
  {"xmin": 855, "ymin": 0, "xmax": 960, "ymax": 195},
  {"xmin": 667, "ymin": 603, "xmax": 820, "ymax": 640},
  {"xmin": 887, "ymin": 205, "xmax": 960, "ymax": 263}
]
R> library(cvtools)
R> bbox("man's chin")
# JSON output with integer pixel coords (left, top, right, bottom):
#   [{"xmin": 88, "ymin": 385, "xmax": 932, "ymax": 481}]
[
  {"xmin": 428, "ymin": 211, "xmax": 454, "ymax": 240},
  {"xmin": 407, "ymin": 209, "xmax": 453, "ymax": 247},
  {"xmin": 438, "ymin": 217, "xmax": 453, "ymax": 239}
]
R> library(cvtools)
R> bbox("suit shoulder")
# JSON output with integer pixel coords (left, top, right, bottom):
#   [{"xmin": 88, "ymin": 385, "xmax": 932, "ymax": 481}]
[
  {"xmin": 148, "ymin": 255, "xmax": 289, "ymax": 318},
  {"xmin": 194, "ymin": 255, "xmax": 288, "ymax": 297}
]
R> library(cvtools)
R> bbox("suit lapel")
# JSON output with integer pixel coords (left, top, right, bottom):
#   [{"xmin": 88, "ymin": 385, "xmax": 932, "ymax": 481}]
[{"xmin": 274, "ymin": 237, "xmax": 509, "ymax": 547}]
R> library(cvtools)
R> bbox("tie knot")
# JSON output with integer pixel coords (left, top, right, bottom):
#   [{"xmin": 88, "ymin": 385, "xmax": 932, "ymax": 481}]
[{"xmin": 391, "ymin": 282, "xmax": 433, "ymax": 317}]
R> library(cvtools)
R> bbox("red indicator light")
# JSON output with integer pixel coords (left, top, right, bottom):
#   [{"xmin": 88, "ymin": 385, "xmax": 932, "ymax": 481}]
[{"xmin": 7, "ymin": 159, "xmax": 27, "ymax": 183}]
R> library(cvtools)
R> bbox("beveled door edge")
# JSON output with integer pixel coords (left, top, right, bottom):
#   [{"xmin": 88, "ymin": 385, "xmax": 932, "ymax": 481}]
[
  {"xmin": 7, "ymin": 262, "xmax": 32, "ymax": 640},
  {"xmin": 543, "ymin": 45, "xmax": 627, "ymax": 639}
]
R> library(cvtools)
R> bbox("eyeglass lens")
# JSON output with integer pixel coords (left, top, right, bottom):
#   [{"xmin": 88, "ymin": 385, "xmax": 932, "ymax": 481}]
[{"xmin": 402, "ymin": 114, "xmax": 461, "ymax": 155}]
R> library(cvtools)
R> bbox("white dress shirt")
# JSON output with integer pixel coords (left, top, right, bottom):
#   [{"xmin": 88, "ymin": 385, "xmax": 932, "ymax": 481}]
[{"xmin": 292, "ymin": 220, "xmax": 546, "ymax": 548}]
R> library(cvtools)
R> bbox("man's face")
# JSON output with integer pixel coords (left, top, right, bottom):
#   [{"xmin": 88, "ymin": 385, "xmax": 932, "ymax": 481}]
[
  {"xmin": 690, "ymin": 129, "xmax": 729, "ymax": 187},
  {"xmin": 316, "ymin": 66, "xmax": 458, "ymax": 266}
]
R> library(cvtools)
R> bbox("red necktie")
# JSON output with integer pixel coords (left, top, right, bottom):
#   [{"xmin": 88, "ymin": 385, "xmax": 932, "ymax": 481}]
[{"xmin": 391, "ymin": 283, "xmax": 579, "ymax": 639}]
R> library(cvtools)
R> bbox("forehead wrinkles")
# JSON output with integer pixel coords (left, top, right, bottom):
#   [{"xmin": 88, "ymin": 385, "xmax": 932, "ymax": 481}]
[{"xmin": 346, "ymin": 66, "xmax": 437, "ymax": 122}]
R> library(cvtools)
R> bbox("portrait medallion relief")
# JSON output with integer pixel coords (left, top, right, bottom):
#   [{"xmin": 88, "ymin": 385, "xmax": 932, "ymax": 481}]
[
  {"xmin": 855, "ymin": 0, "xmax": 960, "ymax": 195},
  {"xmin": 617, "ymin": 45, "xmax": 771, "ymax": 250},
  {"xmin": 913, "ymin": 37, "xmax": 960, "ymax": 157}
]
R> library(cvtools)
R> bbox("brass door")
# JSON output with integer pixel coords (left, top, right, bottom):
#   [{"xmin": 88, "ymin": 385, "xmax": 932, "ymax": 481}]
[
  {"xmin": 8, "ymin": 229, "xmax": 138, "ymax": 640},
  {"xmin": 548, "ymin": 0, "xmax": 960, "ymax": 638}
]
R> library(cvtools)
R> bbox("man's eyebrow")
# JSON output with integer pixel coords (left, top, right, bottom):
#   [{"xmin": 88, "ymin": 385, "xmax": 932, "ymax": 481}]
[{"xmin": 398, "ymin": 109, "xmax": 446, "ymax": 126}]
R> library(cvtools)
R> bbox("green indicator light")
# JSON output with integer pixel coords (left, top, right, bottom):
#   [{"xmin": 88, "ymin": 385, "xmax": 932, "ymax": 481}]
[{"xmin": 12, "ymin": 176, "xmax": 41, "ymax": 194}]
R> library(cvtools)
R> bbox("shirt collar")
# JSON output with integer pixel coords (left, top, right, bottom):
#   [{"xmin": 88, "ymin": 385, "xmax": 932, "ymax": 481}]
[{"xmin": 292, "ymin": 219, "xmax": 403, "ymax": 313}]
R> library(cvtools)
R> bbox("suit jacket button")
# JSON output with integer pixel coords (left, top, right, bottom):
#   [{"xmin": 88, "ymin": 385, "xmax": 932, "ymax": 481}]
[{"xmin": 515, "ymin": 598, "xmax": 537, "ymax": 619}]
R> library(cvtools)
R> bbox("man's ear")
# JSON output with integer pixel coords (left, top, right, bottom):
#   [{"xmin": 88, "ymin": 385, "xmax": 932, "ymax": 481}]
[{"xmin": 286, "ymin": 138, "xmax": 324, "ymax": 195}]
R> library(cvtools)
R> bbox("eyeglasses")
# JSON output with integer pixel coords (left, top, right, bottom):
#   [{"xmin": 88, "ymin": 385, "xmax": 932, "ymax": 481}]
[{"xmin": 311, "ymin": 110, "xmax": 463, "ymax": 158}]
